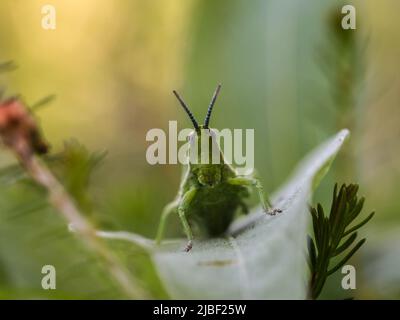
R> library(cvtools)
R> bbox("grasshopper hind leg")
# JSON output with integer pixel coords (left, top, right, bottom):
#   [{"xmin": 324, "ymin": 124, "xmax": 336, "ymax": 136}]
[{"xmin": 155, "ymin": 200, "xmax": 179, "ymax": 245}]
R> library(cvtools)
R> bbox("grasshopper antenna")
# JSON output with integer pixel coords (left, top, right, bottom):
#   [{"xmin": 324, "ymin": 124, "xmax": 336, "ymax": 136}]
[
  {"xmin": 173, "ymin": 90, "xmax": 200, "ymax": 131},
  {"xmin": 204, "ymin": 84, "xmax": 221, "ymax": 129}
]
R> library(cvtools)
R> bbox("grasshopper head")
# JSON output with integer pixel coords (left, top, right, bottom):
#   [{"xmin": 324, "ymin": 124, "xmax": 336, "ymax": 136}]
[
  {"xmin": 173, "ymin": 84, "xmax": 222, "ymax": 187},
  {"xmin": 196, "ymin": 163, "xmax": 221, "ymax": 187},
  {"xmin": 187, "ymin": 127, "xmax": 222, "ymax": 187}
]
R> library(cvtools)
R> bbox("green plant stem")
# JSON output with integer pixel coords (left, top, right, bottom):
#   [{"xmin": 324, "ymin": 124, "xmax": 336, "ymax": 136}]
[{"xmin": 23, "ymin": 156, "xmax": 147, "ymax": 299}]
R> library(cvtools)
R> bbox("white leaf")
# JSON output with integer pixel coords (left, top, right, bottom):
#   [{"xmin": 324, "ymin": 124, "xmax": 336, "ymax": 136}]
[{"xmin": 97, "ymin": 129, "xmax": 349, "ymax": 299}]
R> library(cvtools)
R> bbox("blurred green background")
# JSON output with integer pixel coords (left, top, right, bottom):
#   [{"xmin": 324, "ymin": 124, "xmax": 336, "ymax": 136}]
[{"xmin": 0, "ymin": 0, "xmax": 399, "ymax": 299}]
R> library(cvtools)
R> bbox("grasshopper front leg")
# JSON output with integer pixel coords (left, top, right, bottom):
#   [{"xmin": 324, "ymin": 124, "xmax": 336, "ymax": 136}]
[
  {"xmin": 227, "ymin": 176, "xmax": 281, "ymax": 215},
  {"xmin": 178, "ymin": 187, "xmax": 197, "ymax": 252}
]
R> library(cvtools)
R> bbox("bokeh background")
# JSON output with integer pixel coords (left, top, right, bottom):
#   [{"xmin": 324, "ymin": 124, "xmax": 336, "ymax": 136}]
[{"xmin": 0, "ymin": 0, "xmax": 399, "ymax": 299}]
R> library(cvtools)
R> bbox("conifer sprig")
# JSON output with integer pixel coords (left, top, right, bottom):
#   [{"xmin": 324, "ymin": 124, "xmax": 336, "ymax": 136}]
[{"xmin": 308, "ymin": 183, "xmax": 374, "ymax": 299}]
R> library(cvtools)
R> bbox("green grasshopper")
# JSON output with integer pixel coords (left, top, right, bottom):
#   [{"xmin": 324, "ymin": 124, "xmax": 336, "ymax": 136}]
[{"xmin": 155, "ymin": 84, "xmax": 280, "ymax": 251}]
